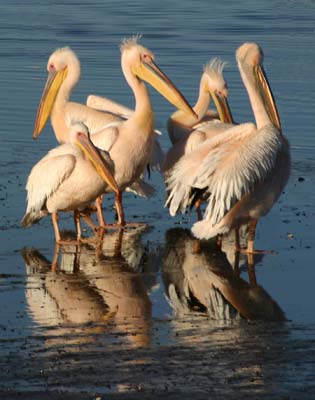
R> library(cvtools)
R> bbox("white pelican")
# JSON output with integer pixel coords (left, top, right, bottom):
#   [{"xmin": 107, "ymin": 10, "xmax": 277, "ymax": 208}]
[
  {"xmin": 22, "ymin": 123, "xmax": 122, "ymax": 243},
  {"xmin": 167, "ymin": 57, "xmax": 233, "ymax": 147},
  {"xmin": 165, "ymin": 43, "xmax": 290, "ymax": 253},
  {"xmin": 163, "ymin": 59, "xmax": 233, "ymax": 219},
  {"xmin": 33, "ymin": 38, "xmax": 196, "ymax": 224},
  {"xmin": 163, "ymin": 58, "xmax": 233, "ymax": 176}
]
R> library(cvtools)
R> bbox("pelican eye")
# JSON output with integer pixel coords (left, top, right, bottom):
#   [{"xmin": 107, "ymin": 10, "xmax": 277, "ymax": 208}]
[
  {"xmin": 142, "ymin": 53, "xmax": 152, "ymax": 63},
  {"xmin": 49, "ymin": 63, "xmax": 55, "ymax": 72}
]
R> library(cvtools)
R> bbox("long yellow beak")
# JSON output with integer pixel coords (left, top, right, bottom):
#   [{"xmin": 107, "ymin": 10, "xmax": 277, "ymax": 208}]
[
  {"xmin": 254, "ymin": 64, "xmax": 281, "ymax": 131},
  {"xmin": 210, "ymin": 92, "xmax": 234, "ymax": 124},
  {"xmin": 75, "ymin": 132, "xmax": 119, "ymax": 194},
  {"xmin": 133, "ymin": 58, "xmax": 197, "ymax": 120},
  {"xmin": 33, "ymin": 68, "xmax": 68, "ymax": 139}
]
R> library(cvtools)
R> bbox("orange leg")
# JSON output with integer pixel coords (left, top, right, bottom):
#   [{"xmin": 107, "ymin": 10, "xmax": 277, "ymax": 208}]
[
  {"xmin": 95, "ymin": 195, "xmax": 106, "ymax": 228},
  {"xmin": 73, "ymin": 210, "xmax": 82, "ymax": 240},
  {"xmin": 115, "ymin": 190, "xmax": 125, "ymax": 226},
  {"xmin": 238, "ymin": 219, "xmax": 273, "ymax": 254},
  {"xmin": 51, "ymin": 212, "xmax": 61, "ymax": 243},
  {"xmin": 194, "ymin": 199, "xmax": 203, "ymax": 221},
  {"xmin": 247, "ymin": 219, "xmax": 257, "ymax": 254},
  {"xmin": 81, "ymin": 212, "xmax": 99, "ymax": 232}
]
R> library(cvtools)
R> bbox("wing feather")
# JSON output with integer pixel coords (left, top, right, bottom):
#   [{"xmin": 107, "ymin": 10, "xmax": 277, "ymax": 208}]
[
  {"xmin": 87, "ymin": 94, "xmax": 133, "ymax": 118},
  {"xmin": 25, "ymin": 148, "xmax": 76, "ymax": 215},
  {"xmin": 90, "ymin": 125, "xmax": 120, "ymax": 152},
  {"xmin": 166, "ymin": 123, "xmax": 282, "ymax": 224}
]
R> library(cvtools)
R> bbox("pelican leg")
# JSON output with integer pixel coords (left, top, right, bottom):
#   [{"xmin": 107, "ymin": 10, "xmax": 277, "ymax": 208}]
[
  {"xmin": 95, "ymin": 195, "xmax": 106, "ymax": 228},
  {"xmin": 239, "ymin": 219, "xmax": 273, "ymax": 254},
  {"xmin": 247, "ymin": 219, "xmax": 257, "ymax": 253},
  {"xmin": 115, "ymin": 190, "xmax": 125, "ymax": 226},
  {"xmin": 73, "ymin": 210, "xmax": 82, "ymax": 240},
  {"xmin": 81, "ymin": 212, "xmax": 99, "ymax": 231},
  {"xmin": 195, "ymin": 199, "xmax": 203, "ymax": 221},
  {"xmin": 51, "ymin": 212, "xmax": 61, "ymax": 243}
]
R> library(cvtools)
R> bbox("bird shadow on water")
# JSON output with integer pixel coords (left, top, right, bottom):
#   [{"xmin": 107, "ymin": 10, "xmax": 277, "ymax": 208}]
[
  {"xmin": 20, "ymin": 224, "xmax": 287, "ymax": 350},
  {"xmin": 14, "ymin": 226, "xmax": 300, "ymax": 398},
  {"xmin": 162, "ymin": 227, "xmax": 286, "ymax": 322},
  {"xmin": 21, "ymin": 225, "xmax": 154, "ymax": 350}
]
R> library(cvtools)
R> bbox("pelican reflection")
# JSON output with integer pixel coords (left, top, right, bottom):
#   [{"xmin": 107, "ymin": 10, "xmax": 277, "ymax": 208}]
[
  {"xmin": 162, "ymin": 228, "xmax": 285, "ymax": 321},
  {"xmin": 22, "ymin": 228, "xmax": 152, "ymax": 348}
]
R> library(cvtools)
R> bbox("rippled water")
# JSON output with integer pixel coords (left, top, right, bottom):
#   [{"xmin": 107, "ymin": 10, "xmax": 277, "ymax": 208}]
[{"xmin": 1, "ymin": 1, "xmax": 315, "ymax": 398}]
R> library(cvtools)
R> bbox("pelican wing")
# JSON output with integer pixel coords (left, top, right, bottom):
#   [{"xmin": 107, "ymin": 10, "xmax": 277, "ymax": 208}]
[
  {"xmin": 87, "ymin": 94, "xmax": 133, "ymax": 118},
  {"xmin": 25, "ymin": 145, "xmax": 77, "ymax": 216},
  {"xmin": 90, "ymin": 123, "xmax": 120, "ymax": 152},
  {"xmin": 166, "ymin": 123, "xmax": 282, "ymax": 224}
]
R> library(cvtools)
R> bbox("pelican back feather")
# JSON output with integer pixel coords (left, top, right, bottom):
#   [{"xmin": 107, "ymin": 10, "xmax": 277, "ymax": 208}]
[
  {"xmin": 165, "ymin": 123, "xmax": 282, "ymax": 226},
  {"xmin": 22, "ymin": 144, "xmax": 77, "ymax": 226}
]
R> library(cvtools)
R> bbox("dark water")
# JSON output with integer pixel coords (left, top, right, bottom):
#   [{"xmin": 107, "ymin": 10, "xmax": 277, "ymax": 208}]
[{"xmin": 1, "ymin": 1, "xmax": 315, "ymax": 398}]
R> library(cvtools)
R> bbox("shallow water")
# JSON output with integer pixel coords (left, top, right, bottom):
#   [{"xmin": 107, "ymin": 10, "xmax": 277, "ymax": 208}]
[{"xmin": 1, "ymin": 1, "xmax": 315, "ymax": 398}]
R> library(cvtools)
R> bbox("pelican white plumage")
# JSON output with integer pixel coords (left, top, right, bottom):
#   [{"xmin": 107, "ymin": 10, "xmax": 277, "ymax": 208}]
[
  {"xmin": 167, "ymin": 58, "xmax": 233, "ymax": 146},
  {"xmin": 163, "ymin": 58, "xmax": 233, "ymax": 180},
  {"xmin": 165, "ymin": 43, "xmax": 290, "ymax": 253},
  {"xmin": 22, "ymin": 123, "xmax": 121, "ymax": 243},
  {"xmin": 33, "ymin": 37, "xmax": 196, "ymax": 223}
]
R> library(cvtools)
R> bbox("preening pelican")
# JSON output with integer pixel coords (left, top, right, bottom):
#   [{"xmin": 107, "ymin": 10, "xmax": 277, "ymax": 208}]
[
  {"xmin": 165, "ymin": 43, "xmax": 290, "ymax": 253},
  {"xmin": 163, "ymin": 58, "xmax": 233, "ymax": 179},
  {"xmin": 167, "ymin": 58, "xmax": 233, "ymax": 146},
  {"xmin": 22, "ymin": 123, "xmax": 122, "ymax": 243},
  {"xmin": 33, "ymin": 37, "xmax": 196, "ymax": 223}
]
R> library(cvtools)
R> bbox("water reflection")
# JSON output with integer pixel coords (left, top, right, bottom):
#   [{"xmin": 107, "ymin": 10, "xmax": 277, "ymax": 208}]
[
  {"xmin": 162, "ymin": 228, "xmax": 285, "ymax": 321},
  {"xmin": 22, "ymin": 227, "xmax": 152, "ymax": 349}
]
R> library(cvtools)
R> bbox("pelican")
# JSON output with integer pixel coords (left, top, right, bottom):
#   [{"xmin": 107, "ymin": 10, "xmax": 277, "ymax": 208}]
[
  {"xmin": 33, "ymin": 37, "xmax": 196, "ymax": 224},
  {"xmin": 167, "ymin": 57, "xmax": 233, "ymax": 147},
  {"xmin": 165, "ymin": 43, "xmax": 290, "ymax": 253},
  {"xmin": 22, "ymin": 123, "xmax": 122, "ymax": 243},
  {"xmin": 163, "ymin": 59, "xmax": 233, "ymax": 219},
  {"xmin": 163, "ymin": 58, "xmax": 233, "ymax": 172}
]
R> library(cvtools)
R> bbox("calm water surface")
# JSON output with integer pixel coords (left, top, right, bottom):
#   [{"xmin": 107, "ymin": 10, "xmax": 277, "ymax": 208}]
[{"xmin": 0, "ymin": 1, "xmax": 315, "ymax": 398}]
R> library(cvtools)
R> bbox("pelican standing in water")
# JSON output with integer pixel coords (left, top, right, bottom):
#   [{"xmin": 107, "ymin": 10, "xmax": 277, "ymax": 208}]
[
  {"xmin": 22, "ymin": 123, "xmax": 121, "ymax": 243},
  {"xmin": 165, "ymin": 43, "xmax": 290, "ymax": 253},
  {"xmin": 33, "ymin": 37, "xmax": 196, "ymax": 226}
]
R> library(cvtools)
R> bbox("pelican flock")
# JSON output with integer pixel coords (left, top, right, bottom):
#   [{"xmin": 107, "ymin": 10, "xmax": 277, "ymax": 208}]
[
  {"xmin": 23, "ymin": 38, "xmax": 290, "ymax": 254},
  {"xmin": 32, "ymin": 37, "xmax": 195, "ymax": 228}
]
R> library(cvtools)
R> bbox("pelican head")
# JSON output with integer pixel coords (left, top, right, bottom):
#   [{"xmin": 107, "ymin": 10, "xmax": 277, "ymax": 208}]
[
  {"xmin": 236, "ymin": 42, "xmax": 281, "ymax": 131},
  {"xmin": 33, "ymin": 47, "xmax": 80, "ymax": 140},
  {"xmin": 120, "ymin": 36, "xmax": 197, "ymax": 119},
  {"xmin": 202, "ymin": 58, "xmax": 233, "ymax": 123},
  {"xmin": 70, "ymin": 122, "xmax": 118, "ymax": 194}
]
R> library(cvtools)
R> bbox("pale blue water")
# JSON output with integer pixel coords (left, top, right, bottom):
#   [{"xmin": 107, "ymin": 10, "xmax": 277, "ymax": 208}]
[{"xmin": 0, "ymin": 1, "xmax": 315, "ymax": 398}]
